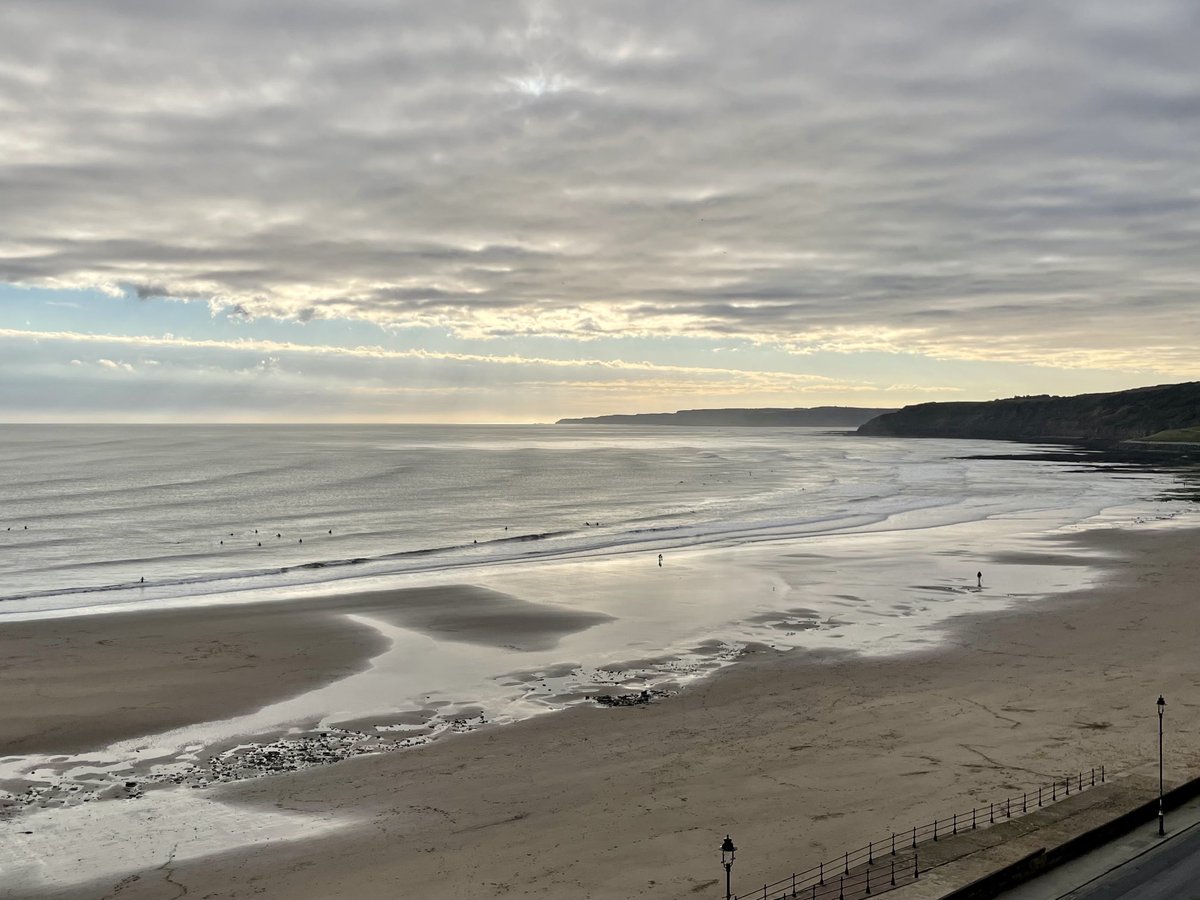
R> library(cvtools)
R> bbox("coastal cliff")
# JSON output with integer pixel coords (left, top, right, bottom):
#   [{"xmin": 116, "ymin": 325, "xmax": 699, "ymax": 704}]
[
  {"xmin": 557, "ymin": 407, "xmax": 896, "ymax": 427},
  {"xmin": 857, "ymin": 381, "xmax": 1200, "ymax": 444}
]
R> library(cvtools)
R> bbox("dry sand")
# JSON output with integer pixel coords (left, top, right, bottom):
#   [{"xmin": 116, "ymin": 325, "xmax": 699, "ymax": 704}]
[{"xmin": 4, "ymin": 524, "xmax": 1200, "ymax": 899}]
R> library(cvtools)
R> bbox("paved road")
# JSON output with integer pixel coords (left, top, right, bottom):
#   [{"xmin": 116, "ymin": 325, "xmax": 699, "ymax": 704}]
[
  {"xmin": 999, "ymin": 793, "xmax": 1200, "ymax": 900},
  {"xmin": 1059, "ymin": 821, "xmax": 1200, "ymax": 899}
]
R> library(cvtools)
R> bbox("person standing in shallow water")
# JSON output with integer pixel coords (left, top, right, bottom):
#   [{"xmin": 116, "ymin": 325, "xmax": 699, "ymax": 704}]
[{"xmin": 977, "ymin": 571, "xmax": 983, "ymax": 588}]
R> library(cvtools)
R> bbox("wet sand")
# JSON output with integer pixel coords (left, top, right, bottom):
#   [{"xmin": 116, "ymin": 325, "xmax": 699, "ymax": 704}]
[
  {"xmin": 5, "ymin": 525, "xmax": 1200, "ymax": 899},
  {"xmin": 0, "ymin": 603, "xmax": 385, "ymax": 756},
  {"xmin": 0, "ymin": 585, "xmax": 608, "ymax": 756}
]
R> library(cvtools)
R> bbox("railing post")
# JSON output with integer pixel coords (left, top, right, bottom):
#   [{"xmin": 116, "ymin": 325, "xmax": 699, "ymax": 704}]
[
  {"xmin": 914, "ymin": 848, "xmax": 919, "ymax": 880},
  {"xmin": 792, "ymin": 873, "xmax": 796, "ymax": 896},
  {"xmin": 1102, "ymin": 765, "xmax": 1106, "ymax": 783},
  {"xmin": 1079, "ymin": 772, "xmax": 1083, "ymax": 792},
  {"xmin": 839, "ymin": 874, "xmax": 844, "ymax": 900},
  {"xmin": 762, "ymin": 884, "xmax": 767, "ymax": 900},
  {"xmin": 891, "ymin": 858, "xmax": 896, "ymax": 887},
  {"xmin": 1091, "ymin": 767, "xmax": 1096, "ymax": 787},
  {"xmin": 1023, "ymin": 792, "xmax": 1027, "ymax": 813},
  {"xmin": 819, "ymin": 861, "xmax": 824, "ymax": 885},
  {"xmin": 990, "ymin": 801, "xmax": 994, "ymax": 824},
  {"xmin": 911, "ymin": 826, "xmax": 916, "ymax": 849},
  {"xmin": 1006, "ymin": 797, "xmax": 1011, "ymax": 818},
  {"xmin": 1052, "ymin": 782, "xmax": 1057, "ymax": 801},
  {"xmin": 1038, "ymin": 786, "xmax": 1043, "ymax": 807},
  {"xmin": 891, "ymin": 832, "xmax": 896, "ymax": 856},
  {"xmin": 869, "ymin": 840, "xmax": 874, "ymax": 864},
  {"xmin": 1066, "ymin": 777, "xmax": 1070, "ymax": 796},
  {"xmin": 866, "ymin": 863, "xmax": 872, "ymax": 895},
  {"xmin": 933, "ymin": 818, "xmax": 938, "ymax": 841},
  {"xmin": 952, "ymin": 812, "xmax": 957, "ymax": 835},
  {"xmin": 972, "ymin": 807, "xmax": 976, "ymax": 829},
  {"xmin": 844, "ymin": 851, "xmax": 849, "ymax": 876}
]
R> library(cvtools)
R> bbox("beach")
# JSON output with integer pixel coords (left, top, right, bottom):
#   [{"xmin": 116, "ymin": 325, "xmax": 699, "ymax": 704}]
[{"xmin": 2, "ymin": 521, "xmax": 1198, "ymax": 899}]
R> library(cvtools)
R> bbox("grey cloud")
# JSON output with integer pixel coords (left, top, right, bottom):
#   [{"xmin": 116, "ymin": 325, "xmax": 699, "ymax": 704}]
[
  {"xmin": 1, "ymin": 0, "xmax": 1199, "ymax": 370},
  {"xmin": 127, "ymin": 283, "xmax": 174, "ymax": 300}
]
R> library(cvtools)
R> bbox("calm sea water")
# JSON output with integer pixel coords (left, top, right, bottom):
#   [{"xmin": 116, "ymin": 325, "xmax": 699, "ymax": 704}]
[{"xmin": 0, "ymin": 423, "xmax": 1186, "ymax": 618}]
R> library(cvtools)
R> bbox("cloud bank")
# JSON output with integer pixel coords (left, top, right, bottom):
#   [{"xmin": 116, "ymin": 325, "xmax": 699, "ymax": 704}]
[
  {"xmin": 1, "ymin": 326, "xmax": 953, "ymax": 421},
  {"xmin": 2, "ymin": 0, "xmax": 1199, "ymax": 377}
]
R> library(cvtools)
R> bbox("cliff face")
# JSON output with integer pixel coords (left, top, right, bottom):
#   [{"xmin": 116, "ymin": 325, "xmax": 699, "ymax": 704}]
[
  {"xmin": 558, "ymin": 407, "xmax": 896, "ymax": 427},
  {"xmin": 857, "ymin": 382, "xmax": 1200, "ymax": 443}
]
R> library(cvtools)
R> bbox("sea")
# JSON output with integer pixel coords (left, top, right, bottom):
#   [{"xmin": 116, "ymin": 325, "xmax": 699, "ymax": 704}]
[
  {"xmin": 1, "ymin": 423, "xmax": 1191, "ymax": 618},
  {"xmin": 1, "ymin": 424, "xmax": 1196, "ymax": 889}
]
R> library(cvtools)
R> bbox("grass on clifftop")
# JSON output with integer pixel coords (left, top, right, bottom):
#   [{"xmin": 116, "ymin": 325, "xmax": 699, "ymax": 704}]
[{"xmin": 1140, "ymin": 425, "xmax": 1200, "ymax": 443}]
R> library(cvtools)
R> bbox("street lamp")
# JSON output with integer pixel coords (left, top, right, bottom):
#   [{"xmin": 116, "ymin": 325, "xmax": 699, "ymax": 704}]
[
  {"xmin": 720, "ymin": 834, "xmax": 737, "ymax": 900},
  {"xmin": 1158, "ymin": 695, "xmax": 1166, "ymax": 836}
]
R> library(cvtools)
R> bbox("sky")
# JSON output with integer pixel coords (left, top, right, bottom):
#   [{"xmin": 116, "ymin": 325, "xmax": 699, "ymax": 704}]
[{"xmin": 2, "ymin": 0, "xmax": 1198, "ymax": 423}]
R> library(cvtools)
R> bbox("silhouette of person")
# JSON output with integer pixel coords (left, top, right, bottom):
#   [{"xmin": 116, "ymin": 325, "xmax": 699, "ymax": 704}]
[
  {"xmin": 658, "ymin": 554, "xmax": 663, "ymax": 567},
  {"xmin": 977, "ymin": 571, "xmax": 982, "ymax": 588}
]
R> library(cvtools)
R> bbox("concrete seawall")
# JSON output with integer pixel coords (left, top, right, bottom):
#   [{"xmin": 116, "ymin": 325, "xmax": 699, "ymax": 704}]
[{"xmin": 887, "ymin": 768, "xmax": 1200, "ymax": 900}]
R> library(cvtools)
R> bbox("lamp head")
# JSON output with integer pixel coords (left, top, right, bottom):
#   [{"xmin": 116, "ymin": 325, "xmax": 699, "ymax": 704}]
[{"xmin": 720, "ymin": 834, "xmax": 736, "ymax": 866}]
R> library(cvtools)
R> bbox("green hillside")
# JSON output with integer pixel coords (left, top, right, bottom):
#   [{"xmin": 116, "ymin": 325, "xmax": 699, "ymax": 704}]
[
  {"xmin": 857, "ymin": 382, "xmax": 1200, "ymax": 444},
  {"xmin": 1138, "ymin": 425, "xmax": 1200, "ymax": 443}
]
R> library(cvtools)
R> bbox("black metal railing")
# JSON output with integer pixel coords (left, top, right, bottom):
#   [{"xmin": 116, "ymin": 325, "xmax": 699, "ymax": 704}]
[{"xmin": 732, "ymin": 766, "xmax": 1105, "ymax": 900}]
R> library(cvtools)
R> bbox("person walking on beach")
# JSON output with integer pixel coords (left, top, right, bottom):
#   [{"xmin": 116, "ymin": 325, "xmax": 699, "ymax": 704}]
[
  {"xmin": 658, "ymin": 554, "xmax": 663, "ymax": 567},
  {"xmin": 977, "ymin": 571, "xmax": 982, "ymax": 588}
]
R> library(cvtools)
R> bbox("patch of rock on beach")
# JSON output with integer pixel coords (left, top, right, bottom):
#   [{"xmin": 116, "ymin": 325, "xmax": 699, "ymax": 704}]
[
  {"xmin": 0, "ymin": 637, "xmax": 754, "ymax": 819},
  {"xmin": 0, "ymin": 715, "xmax": 488, "ymax": 817}
]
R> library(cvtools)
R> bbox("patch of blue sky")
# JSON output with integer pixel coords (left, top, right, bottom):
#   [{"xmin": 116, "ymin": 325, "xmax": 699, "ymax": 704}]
[
  {"xmin": 0, "ymin": 285, "xmax": 1146, "ymax": 407},
  {"xmin": 1, "ymin": 285, "xmax": 780, "ymax": 371},
  {"xmin": 0, "ymin": 285, "xmax": 396, "ymax": 350}
]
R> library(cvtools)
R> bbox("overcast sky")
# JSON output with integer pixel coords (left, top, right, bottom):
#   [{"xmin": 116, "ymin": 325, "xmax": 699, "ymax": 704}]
[{"xmin": 2, "ymin": 0, "xmax": 1197, "ymax": 422}]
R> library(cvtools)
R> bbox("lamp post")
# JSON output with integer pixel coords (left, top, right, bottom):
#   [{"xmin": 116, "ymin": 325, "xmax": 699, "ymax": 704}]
[
  {"xmin": 720, "ymin": 834, "xmax": 737, "ymax": 900},
  {"xmin": 1158, "ymin": 695, "xmax": 1166, "ymax": 836}
]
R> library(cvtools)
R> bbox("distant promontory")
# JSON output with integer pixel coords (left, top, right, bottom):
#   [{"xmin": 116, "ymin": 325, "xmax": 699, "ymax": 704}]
[
  {"xmin": 856, "ymin": 381, "xmax": 1200, "ymax": 446},
  {"xmin": 556, "ymin": 407, "xmax": 897, "ymax": 427}
]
